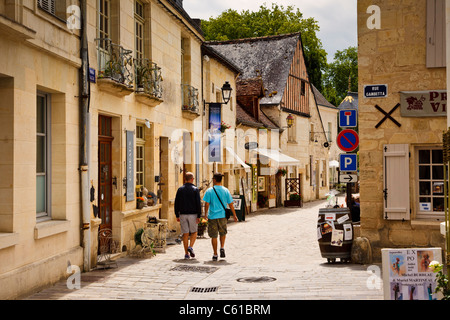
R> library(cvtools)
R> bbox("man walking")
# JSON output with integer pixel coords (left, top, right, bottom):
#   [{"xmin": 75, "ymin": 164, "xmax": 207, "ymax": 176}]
[
  {"xmin": 174, "ymin": 172, "xmax": 201, "ymax": 259},
  {"xmin": 203, "ymin": 173, "xmax": 238, "ymax": 261}
]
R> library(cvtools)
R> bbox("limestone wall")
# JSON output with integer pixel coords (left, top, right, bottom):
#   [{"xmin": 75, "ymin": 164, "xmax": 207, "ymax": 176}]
[{"xmin": 358, "ymin": 0, "xmax": 446, "ymax": 261}]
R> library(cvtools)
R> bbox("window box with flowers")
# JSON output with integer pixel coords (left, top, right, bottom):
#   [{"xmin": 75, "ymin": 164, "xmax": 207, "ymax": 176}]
[{"xmin": 284, "ymin": 193, "xmax": 302, "ymax": 208}]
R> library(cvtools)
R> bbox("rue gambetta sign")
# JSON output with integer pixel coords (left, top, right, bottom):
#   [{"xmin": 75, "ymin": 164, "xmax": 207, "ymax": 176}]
[{"xmin": 400, "ymin": 90, "xmax": 447, "ymax": 117}]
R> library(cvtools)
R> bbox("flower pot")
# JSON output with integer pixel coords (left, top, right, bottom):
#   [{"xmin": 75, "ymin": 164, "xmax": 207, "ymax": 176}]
[
  {"xmin": 197, "ymin": 225, "xmax": 206, "ymax": 237},
  {"xmin": 137, "ymin": 201, "xmax": 145, "ymax": 209},
  {"xmin": 284, "ymin": 200, "xmax": 302, "ymax": 208}
]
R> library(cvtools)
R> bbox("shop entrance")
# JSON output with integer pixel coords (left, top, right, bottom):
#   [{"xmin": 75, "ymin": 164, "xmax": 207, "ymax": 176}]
[{"xmin": 98, "ymin": 115, "xmax": 113, "ymax": 231}]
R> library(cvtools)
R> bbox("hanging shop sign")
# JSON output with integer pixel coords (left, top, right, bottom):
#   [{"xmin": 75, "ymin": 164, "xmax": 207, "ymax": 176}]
[
  {"xmin": 400, "ymin": 90, "xmax": 447, "ymax": 117},
  {"xmin": 381, "ymin": 248, "xmax": 442, "ymax": 300},
  {"xmin": 208, "ymin": 103, "xmax": 222, "ymax": 162}
]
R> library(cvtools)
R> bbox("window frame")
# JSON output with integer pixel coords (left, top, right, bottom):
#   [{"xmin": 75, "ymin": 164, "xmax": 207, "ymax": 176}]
[
  {"xmin": 134, "ymin": 0, "xmax": 145, "ymax": 60},
  {"xmin": 136, "ymin": 124, "xmax": 145, "ymax": 191},
  {"xmin": 415, "ymin": 146, "xmax": 445, "ymax": 220},
  {"xmin": 36, "ymin": 92, "xmax": 52, "ymax": 221}
]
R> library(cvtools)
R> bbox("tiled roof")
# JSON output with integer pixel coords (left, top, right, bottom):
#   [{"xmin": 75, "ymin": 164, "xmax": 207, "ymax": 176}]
[
  {"xmin": 205, "ymin": 33, "xmax": 302, "ymax": 106},
  {"xmin": 236, "ymin": 104, "xmax": 279, "ymax": 129},
  {"xmin": 311, "ymin": 84, "xmax": 337, "ymax": 109}
]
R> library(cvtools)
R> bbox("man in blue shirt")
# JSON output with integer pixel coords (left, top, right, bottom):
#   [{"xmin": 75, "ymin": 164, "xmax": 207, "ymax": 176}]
[{"xmin": 203, "ymin": 173, "xmax": 238, "ymax": 261}]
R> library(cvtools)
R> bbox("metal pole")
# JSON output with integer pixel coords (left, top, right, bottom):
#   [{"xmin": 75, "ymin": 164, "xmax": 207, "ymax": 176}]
[{"xmin": 79, "ymin": 0, "xmax": 91, "ymax": 272}]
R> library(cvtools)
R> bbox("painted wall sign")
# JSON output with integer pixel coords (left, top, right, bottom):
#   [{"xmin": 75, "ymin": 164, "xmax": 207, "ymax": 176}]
[
  {"xmin": 364, "ymin": 84, "xmax": 388, "ymax": 98},
  {"xmin": 400, "ymin": 91, "xmax": 447, "ymax": 117}
]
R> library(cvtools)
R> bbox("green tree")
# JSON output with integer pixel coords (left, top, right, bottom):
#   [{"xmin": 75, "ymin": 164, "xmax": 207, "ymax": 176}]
[
  {"xmin": 322, "ymin": 46, "xmax": 358, "ymax": 107},
  {"xmin": 201, "ymin": 3, "xmax": 328, "ymax": 92}
]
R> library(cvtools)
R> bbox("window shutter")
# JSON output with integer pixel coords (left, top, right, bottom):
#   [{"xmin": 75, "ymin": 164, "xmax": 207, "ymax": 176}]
[
  {"xmin": 383, "ymin": 144, "xmax": 410, "ymax": 221},
  {"xmin": 426, "ymin": 0, "xmax": 446, "ymax": 68},
  {"xmin": 38, "ymin": 0, "xmax": 56, "ymax": 15}
]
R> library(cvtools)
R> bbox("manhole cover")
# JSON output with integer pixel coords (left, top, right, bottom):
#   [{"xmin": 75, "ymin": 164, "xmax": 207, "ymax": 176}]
[
  {"xmin": 236, "ymin": 276, "xmax": 277, "ymax": 283},
  {"xmin": 170, "ymin": 265, "xmax": 219, "ymax": 274},
  {"xmin": 190, "ymin": 286, "xmax": 219, "ymax": 293}
]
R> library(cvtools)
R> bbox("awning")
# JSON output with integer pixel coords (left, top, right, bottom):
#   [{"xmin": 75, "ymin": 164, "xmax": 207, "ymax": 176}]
[
  {"xmin": 225, "ymin": 147, "xmax": 251, "ymax": 172},
  {"xmin": 253, "ymin": 148, "xmax": 300, "ymax": 166}
]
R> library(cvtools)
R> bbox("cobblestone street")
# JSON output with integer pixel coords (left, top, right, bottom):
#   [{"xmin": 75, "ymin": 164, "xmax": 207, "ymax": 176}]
[{"xmin": 24, "ymin": 198, "xmax": 383, "ymax": 301}]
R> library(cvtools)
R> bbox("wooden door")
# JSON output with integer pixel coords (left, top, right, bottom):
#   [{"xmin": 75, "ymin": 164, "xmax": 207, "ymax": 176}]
[{"xmin": 98, "ymin": 115, "xmax": 114, "ymax": 230}]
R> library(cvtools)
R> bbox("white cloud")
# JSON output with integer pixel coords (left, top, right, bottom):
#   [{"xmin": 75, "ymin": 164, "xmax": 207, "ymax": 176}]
[{"xmin": 183, "ymin": 0, "xmax": 357, "ymax": 61}]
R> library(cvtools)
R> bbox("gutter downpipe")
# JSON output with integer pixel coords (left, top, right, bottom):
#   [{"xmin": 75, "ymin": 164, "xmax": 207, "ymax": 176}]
[{"xmin": 80, "ymin": 0, "xmax": 91, "ymax": 272}]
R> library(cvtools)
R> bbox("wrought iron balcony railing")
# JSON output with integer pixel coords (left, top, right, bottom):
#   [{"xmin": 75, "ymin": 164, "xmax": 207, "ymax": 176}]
[
  {"xmin": 134, "ymin": 59, "xmax": 163, "ymax": 99},
  {"xmin": 181, "ymin": 84, "xmax": 199, "ymax": 114},
  {"xmin": 95, "ymin": 38, "xmax": 134, "ymax": 88}
]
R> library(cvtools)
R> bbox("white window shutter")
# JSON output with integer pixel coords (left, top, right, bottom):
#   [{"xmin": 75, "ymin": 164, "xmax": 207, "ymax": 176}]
[
  {"xmin": 426, "ymin": 0, "xmax": 446, "ymax": 68},
  {"xmin": 383, "ymin": 144, "xmax": 410, "ymax": 221}
]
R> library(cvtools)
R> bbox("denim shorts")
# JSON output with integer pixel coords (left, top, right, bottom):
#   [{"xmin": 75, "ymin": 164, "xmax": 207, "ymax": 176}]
[{"xmin": 207, "ymin": 218, "xmax": 227, "ymax": 238}]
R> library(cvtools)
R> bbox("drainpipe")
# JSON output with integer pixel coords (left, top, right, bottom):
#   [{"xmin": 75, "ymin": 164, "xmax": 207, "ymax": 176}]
[{"xmin": 79, "ymin": 0, "xmax": 91, "ymax": 272}]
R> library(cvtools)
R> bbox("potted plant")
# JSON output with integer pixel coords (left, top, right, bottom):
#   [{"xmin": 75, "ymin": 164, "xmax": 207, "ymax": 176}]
[
  {"xmin": 220, "ymin": 121, "xmax": 231, "ymax": 133},
  {"xmin": 284, "ymin": 193, "xmax": 302, "ymax": 208},
  {"xmin": 430, "ymin": 261, "xmax": 450, "ymax": 300},
  {"xmin": 136, "ymin": 197, "xmax": 146, "ymax": 209},
  {"xmin": 197, "ymin": 217, "xmax": 208, "ymax": 237},
  {"xmin": 276, "ymin": 168, "xmax": 287, "ymax": 177},
  {"xmin": 257, "ymin": 194, "xmax": 268, "ymax": 208}
]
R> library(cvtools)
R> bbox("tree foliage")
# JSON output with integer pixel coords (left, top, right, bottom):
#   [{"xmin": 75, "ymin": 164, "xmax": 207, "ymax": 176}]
[
  {"xmin": 322, "ymin": 46, "xmax": 358, "ymax": 107},
  {"xmin": 201, "ymin": 3, "xmax": 328, "ymax": 92}
]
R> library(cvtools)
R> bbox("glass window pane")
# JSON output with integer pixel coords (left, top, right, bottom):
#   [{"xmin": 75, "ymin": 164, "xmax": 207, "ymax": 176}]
[
  {"xmin": 433, "ymin": 182, "xmax": 444, "ymax": 195},
  {"xmin": 432, "ymin": 150, "xmax": 443, "ymax": 164},
  {"xmin": 419, "ymin": 166, "xmax": 430, "ymax": 180},
  {"xmin": 37, "ymin": 96, "xmax": 46, "ymax": 134},
  {"xmin": 433, "ymin": 198, "xmax": 444, "ymax": 212},
  {"xmin": 37, "ymin": 135, "xmax": 46, "ymax": 173},
  {"xmin": 419, "ymin": 197, "xmax": 431, "ymax": 203},
  {"xmin": 36, "ymin": 175, "xmax": 46, "ymax": 213},
  {"xmin": 432, "ymin": 166, "xmax": 444, "ymax": 180},
  {"xmin": 419, "ymin": 182, "xmax": 431, "ymax": 195},
  {"xmin": 419, "ymin": 150, "xmax": 430, "ymax": 164}
]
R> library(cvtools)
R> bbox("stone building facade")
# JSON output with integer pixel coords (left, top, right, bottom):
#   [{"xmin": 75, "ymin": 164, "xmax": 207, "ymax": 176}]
[
  {"xmin": 0, "ymin": 0, "xmax": 239, "ymax": 299},
  {"xmin": 358, "ymin": 0, "xmax": 446, "ymax": 261}
]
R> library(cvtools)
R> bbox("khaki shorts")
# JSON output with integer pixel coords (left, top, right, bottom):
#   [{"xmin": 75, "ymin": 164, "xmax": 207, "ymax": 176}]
[
  {"xmin": 207, "ymin": 218, "xmax": 227, "ymax": 238},
  {"xmin": 180, "ymin": 215, "xmax": 198, "ymax": 234}
]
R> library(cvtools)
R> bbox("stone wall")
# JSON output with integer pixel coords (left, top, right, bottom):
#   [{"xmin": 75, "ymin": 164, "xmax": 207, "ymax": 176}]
[{"xmin": 358, "ymin": 0, "xmax": 446, "ymax": 261}]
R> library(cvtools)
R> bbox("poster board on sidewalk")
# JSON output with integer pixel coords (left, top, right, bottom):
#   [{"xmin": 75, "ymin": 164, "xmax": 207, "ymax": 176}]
[{"xmin": 381, "ymin": 248, "xmax": 442, "ymax": 300}]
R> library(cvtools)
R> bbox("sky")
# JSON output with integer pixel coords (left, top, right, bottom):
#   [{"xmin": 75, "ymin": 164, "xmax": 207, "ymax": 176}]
[{"xmin": 183, "ymin": 0, "xmax": 357, "ymax": 62}]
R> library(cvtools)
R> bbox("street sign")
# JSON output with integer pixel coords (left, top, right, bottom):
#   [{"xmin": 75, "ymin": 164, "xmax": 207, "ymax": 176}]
[
  {"xmin": 364, "ymin": 84, "xmax": 388, "ymax": 98},
  {"xmin": 337, "ymin": 129, "xmax": 359, "ymax": 153},
  {"xmin": 339, "ymin": 109, "xmax": 358, "ymax": 128},
  {"xmin": 339, "ymin": 174, "xmax": 358, "ymax": 184},
  {"xmin": 339, "ymin": 154, "xmax": 358, "ymax": 172}
]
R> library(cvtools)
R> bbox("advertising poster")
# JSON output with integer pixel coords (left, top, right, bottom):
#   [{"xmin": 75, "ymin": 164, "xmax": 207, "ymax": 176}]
[
  {"xmin": 381, "ymin": 248, "xmax": 442, "ymax": 300},
  {"xmin": 208, "ymin": 103, "xmax": 222, "ymax": 163}
]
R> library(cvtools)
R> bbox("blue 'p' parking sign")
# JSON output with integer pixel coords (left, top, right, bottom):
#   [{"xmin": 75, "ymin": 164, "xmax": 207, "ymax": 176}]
[{"xmin": 339, "ymin": 154, "xmax": 358, "ymax": 172}]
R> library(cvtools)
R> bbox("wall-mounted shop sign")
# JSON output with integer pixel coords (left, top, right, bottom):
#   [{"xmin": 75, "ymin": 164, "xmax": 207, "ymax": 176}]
[
  {"xmin": 400, "ymin": 90, "xmax": 447, "ymax": 117},
  {"xmin": 126, "ymin": 130, "xmax": 135, "ymax": 202}
]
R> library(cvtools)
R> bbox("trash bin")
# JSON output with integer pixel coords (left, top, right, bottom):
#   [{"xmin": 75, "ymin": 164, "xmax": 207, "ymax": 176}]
[{"xmin": 318, "ymin": 208, "xmax": 353, "ymax": 264}]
